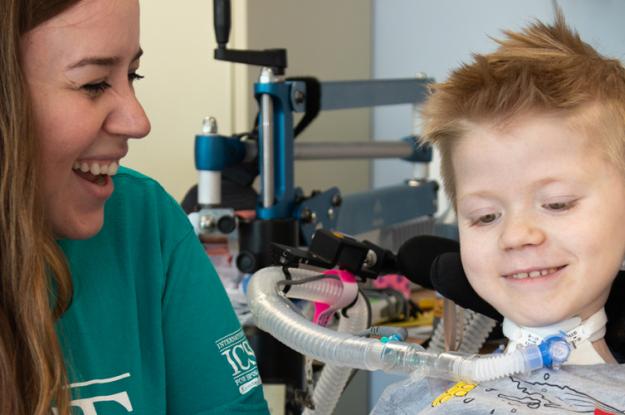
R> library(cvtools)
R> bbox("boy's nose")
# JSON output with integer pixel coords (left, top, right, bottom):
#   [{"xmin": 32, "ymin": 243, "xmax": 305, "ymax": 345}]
[
  {"xmin": 104, "ymin": 90, "xmax": 151, "ymax": 139},
  {"xmin": 498, "ymin": 215, "xmax": 546, "ymax": 251}
]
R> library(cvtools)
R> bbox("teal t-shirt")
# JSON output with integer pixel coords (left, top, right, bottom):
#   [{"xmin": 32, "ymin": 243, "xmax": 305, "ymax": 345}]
[{"xmin": 56, "ymin": 168, "xmax": 269, "ymax": 415}]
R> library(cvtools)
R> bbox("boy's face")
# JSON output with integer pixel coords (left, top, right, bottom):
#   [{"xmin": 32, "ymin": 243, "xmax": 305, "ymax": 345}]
[{"xmin": 453, "ymin": 113, "xmax": 625, "ymax": 326}]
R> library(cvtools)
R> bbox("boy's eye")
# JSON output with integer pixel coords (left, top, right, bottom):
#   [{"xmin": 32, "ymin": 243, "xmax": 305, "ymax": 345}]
[
  {"xmin": 472, "ymin": 212, "xmax": 501, "ymax": 226},
  {"xmin": 82, "ymin": 81, "xmax": 111, "ymax": 97},
  {"xmin": 543, "ymin": 200, "xmax": 576, "ymax": 211}
]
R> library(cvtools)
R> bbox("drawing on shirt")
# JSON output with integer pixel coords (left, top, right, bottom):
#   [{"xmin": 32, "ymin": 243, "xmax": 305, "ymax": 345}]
[
  {"xmin": 480, "ymin": 374, "xmax": 624, "ymax": 414},
  {"xmin": 431, "ymin": 381, "xmax": 477, "ymax": 407},
  {"xmin": 216, "ymin": 328, "xmax": 262, "ymax": 395},
  {"xmin": 52, "ymin": 372, "xmax": 133, "ymax": 415}
]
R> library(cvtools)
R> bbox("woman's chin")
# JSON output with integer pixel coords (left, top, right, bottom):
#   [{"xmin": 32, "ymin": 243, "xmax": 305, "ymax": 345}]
[{"xmin": 52, "ymin": 215, "xmax": 104, "ymax": 240}]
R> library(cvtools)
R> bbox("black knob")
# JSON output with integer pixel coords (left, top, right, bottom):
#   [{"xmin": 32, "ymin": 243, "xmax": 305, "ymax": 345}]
[
  {"xmin": 213, "ymin": 0, "xmax": 231, "ymax": 48},
  {"xmin": 236, "ymin": 251, "xmax": 258, "ymax": 274},
  {"xmin": 217, "ymin": 215, "xmax": 236, "ymax": 234}
]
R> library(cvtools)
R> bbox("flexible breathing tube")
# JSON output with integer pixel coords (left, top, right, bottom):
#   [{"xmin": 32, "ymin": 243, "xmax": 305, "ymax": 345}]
[
  {"xmin": 302, "ymin": 292, "xmax": 369, "ymax": 415},
  {"xmin": 458, "ymin": 312, "xmax": 498, "ymax": 354},
  {"xmin": 427, "ymin": 308, "xmax": 497, "ymax": 354},
  {"xmin": 248, "ymin": 267, "xmax": 570, "ymax": 383}
]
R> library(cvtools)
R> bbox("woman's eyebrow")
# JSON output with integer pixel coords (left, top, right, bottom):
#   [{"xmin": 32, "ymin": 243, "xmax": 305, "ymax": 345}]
[{"xmin": 66, "ymin": 48, "xmax": 143, "ymax": 70}]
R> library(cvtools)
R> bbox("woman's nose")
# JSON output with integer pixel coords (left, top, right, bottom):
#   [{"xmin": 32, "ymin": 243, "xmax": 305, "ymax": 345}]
[
  {"xmin": 104, "ymin": 89, "xmax": 151, "ymax": 139},
  {"xmin": 498, "ymin": 214, "xmax": 546, "ymax": 251}
]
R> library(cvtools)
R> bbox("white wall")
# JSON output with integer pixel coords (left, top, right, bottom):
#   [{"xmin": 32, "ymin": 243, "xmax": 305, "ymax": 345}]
[
  {"xmin": 372, "ymin": 0, "xmax": 625, "ymax": 215},
  {"xmin": 127, "ymin": 1, "xmax": 372, "ymax": 202},
  {"xmin": 127, "ymin": 0, "xmax": 239, "ymax": 201},
  {"xmin": 243, "ymin": 0, "xmax": 373, "ymax": 197}
]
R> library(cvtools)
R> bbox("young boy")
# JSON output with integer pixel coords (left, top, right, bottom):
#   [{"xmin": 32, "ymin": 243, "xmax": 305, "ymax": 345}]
[{"xmin": 373, "ymin": 11, "xmax": 625, "ymax": 415}]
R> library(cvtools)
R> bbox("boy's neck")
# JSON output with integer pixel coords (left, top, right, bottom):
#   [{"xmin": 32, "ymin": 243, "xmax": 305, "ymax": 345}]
[
  {"xmin": 592, "ymin": 338, "xmax": 617, "ymax": 364},
  {"xmin": 503, "ymin": 309, "xmax": 614, "ymax": 365}
]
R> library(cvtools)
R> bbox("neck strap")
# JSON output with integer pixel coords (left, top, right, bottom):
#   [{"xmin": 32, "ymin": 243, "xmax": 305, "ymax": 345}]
[{"xmin": 503, "ymin": 309, "xmax": 607, "ymax": 365}]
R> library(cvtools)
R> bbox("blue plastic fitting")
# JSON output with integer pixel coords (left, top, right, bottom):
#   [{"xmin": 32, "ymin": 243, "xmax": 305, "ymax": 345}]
[
  {"xmin": 538, "ymin": 334, "xmax": 571, "ymax": 369},
  {"xmin": 195, "ymin": 134, "xmax": 247, "ymax": 171}
]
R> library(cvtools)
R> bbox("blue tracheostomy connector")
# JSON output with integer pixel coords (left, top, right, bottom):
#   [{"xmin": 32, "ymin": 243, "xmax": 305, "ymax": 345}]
[{"xmin": 538, "ymin": 334, "xmax": 571, "ymax": 369}]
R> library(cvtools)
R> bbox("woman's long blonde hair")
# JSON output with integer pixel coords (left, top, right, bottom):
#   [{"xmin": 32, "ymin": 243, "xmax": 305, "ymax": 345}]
[{"xmin": 1, "ymin": 0, "xmax": 79, "ymax": 413}]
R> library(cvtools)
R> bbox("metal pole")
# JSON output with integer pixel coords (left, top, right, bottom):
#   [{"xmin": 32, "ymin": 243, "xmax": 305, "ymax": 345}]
[
  {"xmin": 260, "ymin": 67, "xmax": 275, "ymax": 208},
  {"xmin": 293, "ymin": 141, "xmax": 414, "ymax": 160}
]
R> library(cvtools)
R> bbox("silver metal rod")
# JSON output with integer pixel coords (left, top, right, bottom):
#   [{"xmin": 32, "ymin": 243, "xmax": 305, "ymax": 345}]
[
  {"xmin": 293, "ymin": 141, "xmax": 414, "ymax": 160},
  {"xmin": 261, "ymin": 93, "xmax": 274, "ymax": 208},
  {"xmin": 320, "ymin": 78, "xmax": 432, "ymax": 110}
]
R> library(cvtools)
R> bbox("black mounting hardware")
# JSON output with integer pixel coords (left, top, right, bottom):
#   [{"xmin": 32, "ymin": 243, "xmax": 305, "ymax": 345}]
[{"xmin": 213, "ymin": 0, "xmax": 288, "ymax": 75}]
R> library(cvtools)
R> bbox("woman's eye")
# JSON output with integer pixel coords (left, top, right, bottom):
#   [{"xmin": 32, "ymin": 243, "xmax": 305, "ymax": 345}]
[
  {"xmin": 472, "ymin": 212, "xmax": 501, "ymax": 226},
  {"xmin": 81, "ymin": 72, "xmax": 143, "ymax": 97},
  {"xmin": 82, "ymin": 81, "xmax": 111, "ymax": 97},
  {"xmin": 129, "ymin": 72, "xmax": 144, "ymax": 83}
]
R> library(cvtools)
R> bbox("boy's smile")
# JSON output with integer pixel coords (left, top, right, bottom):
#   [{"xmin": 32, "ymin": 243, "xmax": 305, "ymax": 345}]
[
  {"xmin": 453, "ymin": 111, "xmax": 625, "ymax": 326},
  {"xmin": 503, "ymin": 265, "xmax": 565, "ymax": 281}
]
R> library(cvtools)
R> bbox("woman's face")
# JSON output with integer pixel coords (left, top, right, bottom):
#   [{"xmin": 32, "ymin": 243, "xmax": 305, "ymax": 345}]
[{"xmin": 21, "ymin": 0, "xmax": 150, "ymax": 239}]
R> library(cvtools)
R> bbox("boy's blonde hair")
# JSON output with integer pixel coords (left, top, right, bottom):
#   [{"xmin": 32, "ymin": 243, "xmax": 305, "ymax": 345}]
[{"xmin": 421, "ymin": 10, "xmax": 625, "ymax": 204}]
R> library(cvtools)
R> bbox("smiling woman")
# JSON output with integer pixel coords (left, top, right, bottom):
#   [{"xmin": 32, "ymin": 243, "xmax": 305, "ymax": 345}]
[
  {"xmin": 1, "ymin": 1, "xmax": 269, "ymax": 414},
  {"xmin": 21, "ymin": 0, "xmax": 150, "ymax": 239}
]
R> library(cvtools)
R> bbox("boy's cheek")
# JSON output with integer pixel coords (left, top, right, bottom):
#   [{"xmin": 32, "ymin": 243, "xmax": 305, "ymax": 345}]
[
  {"xmin": 459, "ymin": 246, "xmax": 491, "ymax": 283},
  {"xmin": 459, "ymin": 232, "xmax": 491, "ymax": 260}
]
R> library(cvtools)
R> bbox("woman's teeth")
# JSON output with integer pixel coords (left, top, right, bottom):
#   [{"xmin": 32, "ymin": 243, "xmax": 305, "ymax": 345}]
[
  {"xmin": 72, "ymin": 161, "xmax": 119, "ymax": 176},
  {"xmin": 507, "ymin": 267, "xmax": 561, "ymax": 280}
]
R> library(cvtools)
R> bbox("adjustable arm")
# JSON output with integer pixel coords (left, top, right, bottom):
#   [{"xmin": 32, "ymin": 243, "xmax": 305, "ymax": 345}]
[{"xmin": 212, "ymin": 0, "xmax": 287, "ymax": 74}]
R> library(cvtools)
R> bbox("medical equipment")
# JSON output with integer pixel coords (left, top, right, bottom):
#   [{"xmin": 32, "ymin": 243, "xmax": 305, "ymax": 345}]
[
  {"xmin": 193, "ymin": 0, "xmax": 436, "ymax": 243},
  {"xmin": 249, "ymin": 265, "xmax": 571, "ymax": 377},
  {"xmin": 245, "ymin": 229, "xmax": 573, "ymax": 414},
  {"xmin": 188, "ymin": 1, "xmax": 493, "ymax": 412},
  {"xmin": 191, "ymin": 117, "xmax": 243, "ymax": 238},
  {"xmin": 245, "ymin": 230, "xmax": 571, "ymax": 413},
  {"xmin": 503, "ymin": 309, "xmax": 608, "ymax": 365}
]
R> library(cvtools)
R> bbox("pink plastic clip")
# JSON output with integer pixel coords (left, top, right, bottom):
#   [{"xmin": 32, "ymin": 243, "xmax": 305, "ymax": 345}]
[{"xmin": 313, "ymin": 269, "xmax": 359, "ymax": 326}]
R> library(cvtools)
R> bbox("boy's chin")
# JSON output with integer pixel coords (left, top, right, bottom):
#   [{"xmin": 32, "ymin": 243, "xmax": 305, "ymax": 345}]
[
  {"xmin": 503, "ymin": 310, "xmax": 579, "ymax": 328},
  {"xmin": 498, "ymin": 305, "xmax": 571, "ymax": 328}
]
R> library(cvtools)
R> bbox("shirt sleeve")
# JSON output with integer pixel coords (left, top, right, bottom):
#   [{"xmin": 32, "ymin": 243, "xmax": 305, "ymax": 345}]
[{"xmin": 161, "ymin": 224, "xmax": 269, "ymax": 414}]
